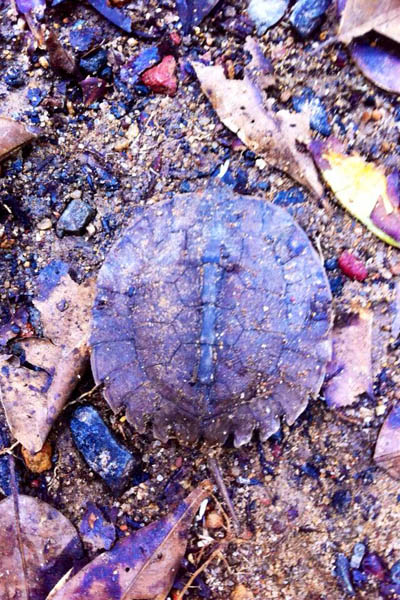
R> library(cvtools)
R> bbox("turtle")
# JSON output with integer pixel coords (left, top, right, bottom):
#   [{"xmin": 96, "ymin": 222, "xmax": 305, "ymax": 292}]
[{"xmin": 90, "ymin": 185, "xmax": 332, "ymax": 447}]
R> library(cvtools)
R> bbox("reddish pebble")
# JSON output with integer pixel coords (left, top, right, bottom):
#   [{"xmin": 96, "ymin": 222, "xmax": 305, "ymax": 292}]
[
  {"xmin": 170, "ymin": 31, "xmax": 181, "ymax": 45},
  {"xmin": 338, "ymin": 251, "xmax": 368, "ymax": 282},
  {"xmin": 362, "ymin": 552, "xmax": 387, "ymax": 580},
  {"xmin": 141, "ymin": 56, "xmax": 177, "ymax": 97}
]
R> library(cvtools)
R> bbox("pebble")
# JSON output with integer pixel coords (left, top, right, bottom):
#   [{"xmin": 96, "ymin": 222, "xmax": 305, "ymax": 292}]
[
  {"xmin": 362, "ymin": 552, "xmax": 387, "ymax": 580},
  {"xmin": 79, "ymin": 48, "xmax": 108, "ymax": 75},
  {"xmin": 21, "ymin": 441, "xmax": 52, "ymax": 473},
  {"xmin": 205, "ymin": 511, "xmax": 224, "ymax": 529},
  {"xmin": 37, "ymin": 217, "xmax": 52, "ymax": 230},
  {"xmin": 350, "ymin": 542, "xmax": 366, "ymax": 569},
  {"xmin": 56, "ymin": 200, "xmax": 95, "ymax": 236},
  {"xmin": 231, "ymin": 584, "xmax": 255, "ymax": 600},
  {"xmin": 331, "ymin": 489, "xmax": 352, "ymax": 513},
  {"xmin": 292, "ymin": 87, "xmax": 331, "ymax": 136},
  {"xmin": 335, "ymin": 553, "xmax": 355, "ymax": 596},
  {"xmin": 79, "ymin": 501, "xmax": 116, "ymax": 551},
  {"xmin": 274, "ymin": 186, "xmax": 305, "ymax": 206},
  {"xmin": 391, "ymin": 560, "xmax": 400, "ymax": 584},
  {"xmin": 0, "ymin": 424, "xmax": 13, "ymax": 495},
  {"xmin": 338, "ymin": 251, "xmax": 368, "ymax": 282},
  {"xmin": 289, "ymin": 0, "xmax": 331, "ymax": 37},
  {"xmin": 141, "ymin": 56, "xmax": 177, "ymax": 97},
  {"xmin": 248, "ymin": 0, "xmax": 289, "ymax": 35},
  {"xmin": 70, "ymin": 405, "xmax": 138, "ymax": 494}
]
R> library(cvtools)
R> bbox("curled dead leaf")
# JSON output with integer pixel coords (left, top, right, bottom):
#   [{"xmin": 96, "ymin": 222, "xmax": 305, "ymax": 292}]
[
  {"xmin": 192, "ymin": 37, "xmax": 322, "ymax": 198},
  {"xmin": 324, "ymin": 308, "xmax": 373, "ymax": 408},
  {"xmin": 374, "ymin": 405, "xmax": 400, "ymax": 479},
  {"xmin": 338, "ymin": 0, "xmax": 400, "ymax": 45},
  {"xmin": 47, "ymin": 481, "xmax": 212, "ymax": 600},
  {"xmin": 0, "ymin": 494, "xmax": 82, "ymax": 599},
  {"xmin": 0, "ymin": 117, "xmax": 35, "ymax": 162},
  {"xmin": 0, "ymin": 261, "xmax": 96, "ymax": 453}
]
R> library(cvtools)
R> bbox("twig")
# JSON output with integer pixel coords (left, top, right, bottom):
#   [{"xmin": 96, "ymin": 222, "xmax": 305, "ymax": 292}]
[
  {"xmin": 175, "ymin": 546, "xmax": 224, "ymax": 600},
  {"xmin": 208, "ymin": 457, "xmax": 241, "ymax": 536},
  {"xmin": 0, "ymin": 440, "xmax": 20, "ymax": 455}
]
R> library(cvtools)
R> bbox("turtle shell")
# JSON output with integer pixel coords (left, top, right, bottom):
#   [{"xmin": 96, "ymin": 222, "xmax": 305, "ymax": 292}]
[{"xmin": 90, "ymin": 186, "xmax": 332, "ymax": 446}]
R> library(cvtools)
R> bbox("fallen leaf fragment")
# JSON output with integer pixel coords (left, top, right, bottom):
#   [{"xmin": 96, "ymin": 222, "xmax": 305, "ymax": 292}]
[
  {"xmin": 0, "ymin": 260, "xmax": 96, "ymax": 453},
  {"xmin": 0, "ymin": 494, "xmax": 82, "ymax": 599},
  {"xmin": 351, "ymin": 40, "xmax": 400, "ymax": 95},
  {"xmin": 338, "ymin": 0, "xmax": 400, "ymax": 45},
  {"xmin": 87, "ymin": 0, "xmax": 132, "ymax": 32},
  {"xmin": 310, "ymin": 138, "xmax": 400, "ymax": 247},
  {"xmin": 15, "ymin": 0, "xmax": 46, "ymax": 45},
  {"xmin": 46, "ymin": 32, "xmax": 77, "ymax": 76},
  {"xmin": 193, "ymin": 38, "xmax": 322, "ymax": 197},
  {"xmin": 374, "ymin": 405, "xmax": 400, "ymax": 479},
  {"xmin": 47, "ymin": 481, "xmax": 211, "ymax": 600},
  {"xmin": 0, "ymin": 117, "xmax": 35, "ymax": 162},
  {"xmin": 324, "ymin": 309, "xmax": 373, "ymax": 408}
]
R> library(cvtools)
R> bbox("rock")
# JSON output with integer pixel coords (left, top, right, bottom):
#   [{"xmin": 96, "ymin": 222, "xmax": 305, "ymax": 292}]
[
  {"xmin": 338, "ymin": 251, "xmax": 368, "ymax": 282},
  {"xmin": 335, "ymin": 554, "xmax": 355, "ymax": 596},
  {"xmin": 231, "ymin": 584, "xmax": 255, "ymax": 600},
  {"xmin": 292, "ymin": 88, "xmax": 331, "ymax": 136},
  {"xmin": 79, "ymin": 48, "xmax": 108, "ymax": 75},
  {"xmin": 273, "ymin": 186, "xmax": 305, "ymax": 206},
  {"xmin": 70, "ymin": 405, "xmax": 137, "ymax": 494},
  {"xmin": 331, "ymin": 489, "xmax": 352, "ymax": 513},
  {"xmin": 362, "ymin": 552, "xmax": 387, "ymax": 580},
  {"xmin": 205, "ymin": 511, "xmax": 224, "ymax": 529},
  {"xmin": 141, "ymin": 56, "xmax": 177, "ymax": 97},
  {"xmin": 289, "ymin": 0, "xmax": 331, "ymax": 37},
  {"xmin": 350, "ymin": 542, "xmax": 366, "ymax": 569},
  {"xmin": 79, "ymin": 501, "xmax": 116, "ymax": 551},
  {"xmin": 37, "ymin": 217, "xmax": 52, "ymax": 230},
  {"xmin": 120, "ymin": 46, "xmax": 161, "ymax": 87},
  {"xmin": 0, "ymin": 423, "xmax": 13, "ymax": 496},
  {"xmin": 21, "ymin": 441, "xmax": 52, "ymax": 473},
  {"xmin": 56, "ymin": 200, "xmax": 95, "ymax": 236},
  {"xmin": 248, "ymin": 0, "xmax": 289, "ymax": 35},
  {"xmin": 391, "ymin": 560, "xmax": 400, "ymax": 584}
]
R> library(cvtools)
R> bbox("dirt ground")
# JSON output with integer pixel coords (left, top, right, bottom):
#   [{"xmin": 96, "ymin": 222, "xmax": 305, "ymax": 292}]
[{"xmin": 1, "ymin": 0, "xmax": 400, "ymax": 598}]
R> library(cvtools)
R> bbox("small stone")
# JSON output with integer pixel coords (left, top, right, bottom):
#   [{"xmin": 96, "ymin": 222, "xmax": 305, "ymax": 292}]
[
  {"xmin": 70, "ymin": 405, "xmax": 138, "ymax": 494},
  {"xmin": 79, "ymin": 48, "xmax": 108, "ymax": 75},
  {"xmin": 292, "ymin": 87, "xmax": 331, "ymax": 136},
  {"xmin": 205, "ymin": 511, "xmax": 224, "ymax": 529},
  {"xmin": 331, "ymin": 489, "xmax": 352, "ymax": 513},
  {"xmin": 37, "ymin": 218, "xmax": 52, "ymax": 230},
  {"xmin": 57, "ymin": 200, "xmax": 95, "ymax": 236},
  {"xmin": 391, "ymin": 561, "xmax": 400, "ymax": 584},
  {"xmin": 274, "ymin": 186, "xmax": 305, "ymax": 206},
  {"xmin": 231, "ymin": 584, "xmax": 255, "ymax": 600},
  {"xmin": 372, "ymin": 109, "xmax": 382, "ymax": 121},
  {"xmin": 21, "ymin": 441, "xmax": 52, "ymax": 473},
  {"xmin": 0, "ymin": 424, "xmax": 14, "ymax": 495},
  {"xmin": 338, "ymin": 251, "xmax": 368, "ymax": 282},
  {"xmin": 280, "ymin": 89, "xmax": 292, "ymax": 103},
  {"xmin": 335, "ymin": 554, "xmax": 355, "ymax": 596},
  {"xmin": 79, "ymin": 502, "xmax": 116, "ymax": 551},
  {"xmin": 289, "ymin": 0, "xmax": 331, "ymax": 38},
  {"xmin": 141, "ymin": 56, "xmax": 177, "ymax": 96},
  {"xmin": 362, "ymin": 552, "xmax": 387, "ymax": 580},
  {"xmin": 70, "ymin": 190, "xmax": 82, "ymax": 199},
  {"xmin": 248, "ymin": 0, "xmax": 289, "ymax": 35},
  {"xmin": 350, "ymin": 542, "xmax": 366, "ymax": 569}
]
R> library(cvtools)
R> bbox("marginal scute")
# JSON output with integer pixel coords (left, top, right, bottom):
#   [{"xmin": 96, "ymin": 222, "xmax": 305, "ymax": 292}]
[{"xmin": 91, "ymin": 186, "xmax": 333, "ymax": 446}]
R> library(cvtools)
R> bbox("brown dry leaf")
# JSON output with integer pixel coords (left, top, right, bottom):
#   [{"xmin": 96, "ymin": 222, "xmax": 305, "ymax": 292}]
[
  {"xmin": 47, "ymin": 481, "xmax": 211, "ymax": 600},
  {"xmin": 46, "ymin": 32, "xmax": 77, "ymax": 76},
  {"xmin": 0, "ymin": 494, "xmax": 82, "ymax": 599},
  {"xmin": 374, "ymin": 404, "xmax": 400, "ymax": 479},
  {"xmin": 0, "ymin": 261, "xmax": 95, "ymax": 453},
  {"xmin": 338, "ymin": 0, "xmax": 400, "ymax": 45},
  {"xmin": 0, "ymin": 117, "xmax": 35, "ymax": 162},
  {"xmin": 192, "ymin": 38, "xmax": 322, "ymax": 198},
  {"xmin": 324, "ymin": 308, "xmax": 373, "ymax": 408}
]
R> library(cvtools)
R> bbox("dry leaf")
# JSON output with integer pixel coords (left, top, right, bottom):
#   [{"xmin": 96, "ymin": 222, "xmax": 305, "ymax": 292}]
[
  {"xmin": 192, "ymin": 38, "xmax": 322, "ymax": 198},
  {"xmin": 46, "ymin": 32, "xmax": 77, "ymax": 76},
  {"xmin": 324, "ymin": 309, "xmax": 373, "ymax": 408},
  {"xmin": 0, "ymin": 117, "xmax": 35, "ymax": 162},
  {"xmin": 351, "ymin": 40, "xmax": 400, "ymax": 95},
  {"xmin": 0, "ymin": 261, "xmax": 95, "ymax": 453},
  {"xmin": 338, "ymin": 0, "xmax": 400, "ymax": 45},
  {"xmin": 311, "ymin": 138, "xmax": 400, "ymax": 247},
  {"xmin": 374, "ymin": 404, "xmax": 400, "ymax": 479},
  {"xmin": 47, "ymin": 481, "xmax": 211, "ymax": 600},
  {"xmin": 0, "ymin": 494, "xmax": 82, "ymax": 599}
]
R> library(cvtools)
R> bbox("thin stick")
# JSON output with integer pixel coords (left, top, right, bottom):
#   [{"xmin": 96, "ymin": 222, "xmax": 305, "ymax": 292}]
[
  {"xmin": 208, "ymin": 457, "xmax": 241, "ymax": 536},
  {"xmin": 0, "ymin": 440, "xmax": 19, "ymax": 455}
]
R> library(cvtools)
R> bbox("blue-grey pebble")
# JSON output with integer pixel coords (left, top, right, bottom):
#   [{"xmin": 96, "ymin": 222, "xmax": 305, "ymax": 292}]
[{"xmin": 289, "ymin": 0, "xmax": 332, "ymax": 37}]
